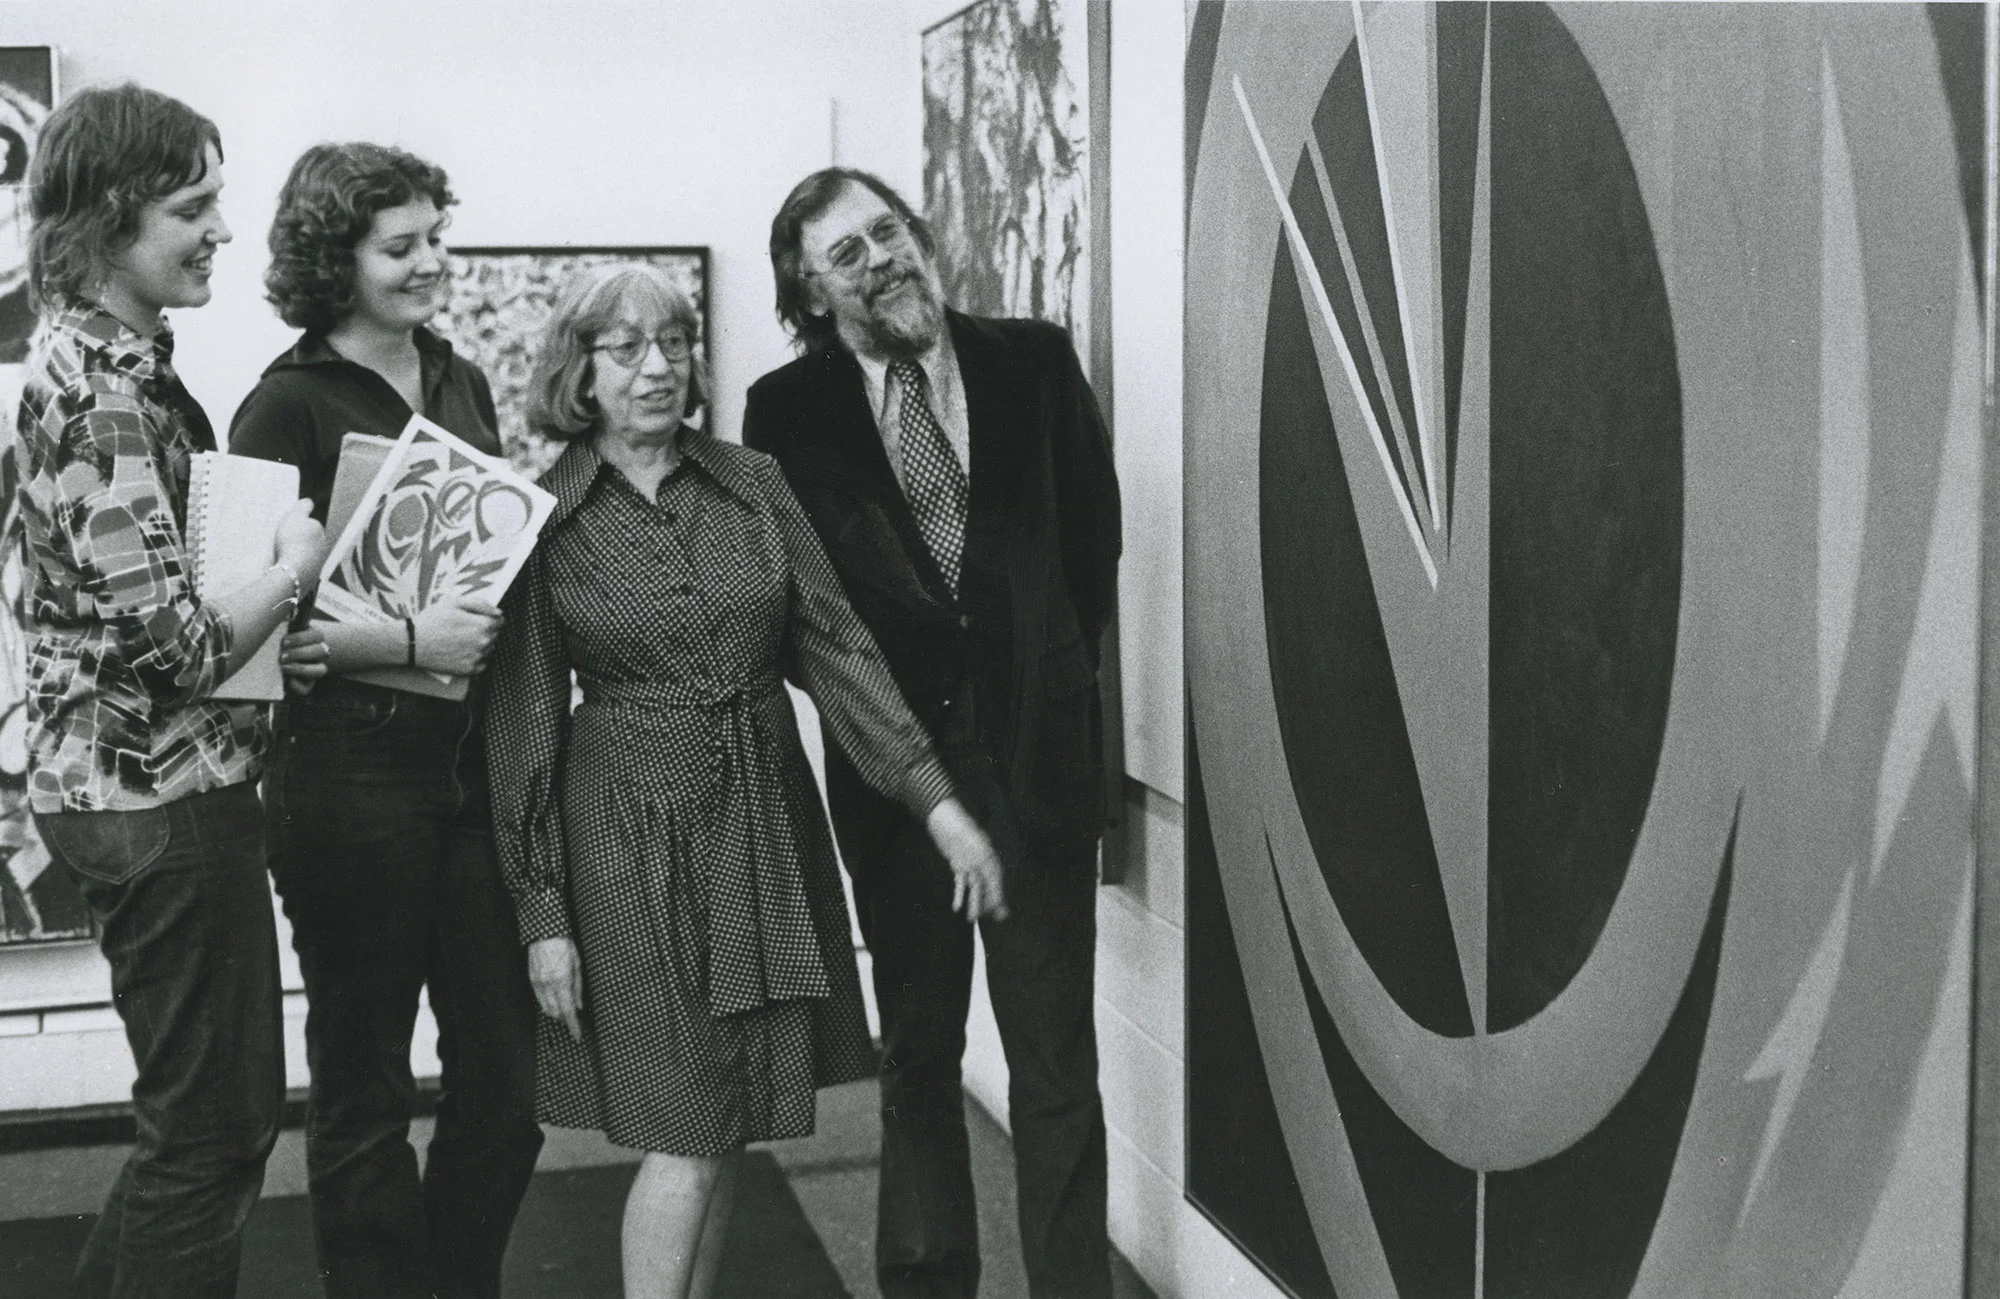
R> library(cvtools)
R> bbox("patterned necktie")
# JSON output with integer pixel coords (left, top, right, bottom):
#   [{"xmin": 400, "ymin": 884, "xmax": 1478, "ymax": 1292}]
[{"xmin": 889, "ymin": 358, "xmax": 968, "ymax": 593}]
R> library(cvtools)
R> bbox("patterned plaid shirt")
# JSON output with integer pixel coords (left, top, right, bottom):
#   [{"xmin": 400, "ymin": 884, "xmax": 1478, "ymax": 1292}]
[{"xmin": 17, "ymin": 302, "xmax": 264, "ymax": 812}]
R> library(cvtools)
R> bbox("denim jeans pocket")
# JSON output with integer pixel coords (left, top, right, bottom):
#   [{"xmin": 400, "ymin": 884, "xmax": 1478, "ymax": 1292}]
[
  {"xmin": 35, "ymin": 805, "xmax": 174, "ymax": 886},
  {"xmin": 290, "ymin": 684, "xmax": 398, "ymax": 736}
]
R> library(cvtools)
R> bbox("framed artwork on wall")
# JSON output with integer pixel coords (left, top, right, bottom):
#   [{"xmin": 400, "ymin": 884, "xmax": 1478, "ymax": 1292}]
[
  {"xmin": 437, "ymin": 246, "xmax": 710, "ymax": 479},
  {"xmin": 922, "ymin": 0, "xmax": 1094, "ymax": 368},
  {"xmin": 0, "ymin": 45, "xmax": 55, "ymax": 366},
  {"xmin": 0, "ymin": 44, "xmax": 88, "ymax": 948}
]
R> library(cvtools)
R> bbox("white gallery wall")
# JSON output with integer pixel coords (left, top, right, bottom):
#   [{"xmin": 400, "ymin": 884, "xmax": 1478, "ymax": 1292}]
[{"xmin": 0, "ymin": 0, "xmax": 933, "ymax": 443}]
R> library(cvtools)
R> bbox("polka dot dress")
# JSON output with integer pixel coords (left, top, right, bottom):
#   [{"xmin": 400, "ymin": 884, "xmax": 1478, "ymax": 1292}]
[{"xmin": 486, "ymin": 433, "xmax": 955, "ymax": 1156}]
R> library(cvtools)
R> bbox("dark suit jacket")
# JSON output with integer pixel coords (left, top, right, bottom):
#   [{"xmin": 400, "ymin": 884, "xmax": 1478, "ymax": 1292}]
[{"xmin": 744, "ymin": 311, "xmax": 1120, "ymax": 877}]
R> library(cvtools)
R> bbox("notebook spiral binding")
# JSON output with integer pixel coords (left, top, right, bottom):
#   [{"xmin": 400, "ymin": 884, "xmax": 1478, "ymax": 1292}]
[{"xmin": 185, "ymin": 451, "xmax": 219, "ymax": 595}]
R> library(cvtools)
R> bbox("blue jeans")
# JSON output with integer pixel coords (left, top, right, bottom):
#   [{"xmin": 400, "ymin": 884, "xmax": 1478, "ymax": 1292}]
[
  {"xmin": 269, "ymin": 679, "xmax": 542, "ymax": 1299},
  {"xmin": 36, "ymin": 781, "xmax": 285, "ymax": 1299}
]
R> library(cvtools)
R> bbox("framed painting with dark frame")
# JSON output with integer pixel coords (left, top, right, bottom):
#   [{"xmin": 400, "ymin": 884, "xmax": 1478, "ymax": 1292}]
[
  {"xmin": 0, "ymin": 44, "xmax": 87, "ymax": 947},
  {"xmin": 438, "ymin": 245, "xmax": 710, "ymax": 480},
  {"xmin": 0, "ymin": 45, "xmax": 56, "ymax": 365}
]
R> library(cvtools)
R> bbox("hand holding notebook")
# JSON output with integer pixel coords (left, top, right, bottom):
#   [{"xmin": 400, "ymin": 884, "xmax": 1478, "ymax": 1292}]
[{"xmin": 185, "ymin": 451, "xmax": 304, "ymax": 701}]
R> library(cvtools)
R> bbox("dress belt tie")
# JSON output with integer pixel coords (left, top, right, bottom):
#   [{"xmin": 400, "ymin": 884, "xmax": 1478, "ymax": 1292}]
[
  {"xmin": 578, "ymin": 671, "xmax": 826, "ymax": 1017},
  {"xmin": 579, "ymin": 673, "xmax": 782, "ymax": 711}
]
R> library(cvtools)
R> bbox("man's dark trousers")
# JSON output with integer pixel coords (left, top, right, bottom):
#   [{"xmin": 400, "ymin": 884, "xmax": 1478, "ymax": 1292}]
[{"xmin": 856, "ymin": 754, "xmax": 1107, "ymax": 1299}]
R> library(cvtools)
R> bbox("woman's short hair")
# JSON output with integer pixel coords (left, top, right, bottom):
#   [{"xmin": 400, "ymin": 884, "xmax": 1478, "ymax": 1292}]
[
  {"xmin": 528, "ymin": 262, "xmax": 708, "ymax": 441},
  {"xmin": 26, "ymin": 83, "xmax": 222, "ymax": 311},
  {"xmin": 768, "ymin": 167, "xmax": 934, "ymax": 352},
  {"xmin": 264, "ymin": 142, "xmax": 454, "ymax": 333}
]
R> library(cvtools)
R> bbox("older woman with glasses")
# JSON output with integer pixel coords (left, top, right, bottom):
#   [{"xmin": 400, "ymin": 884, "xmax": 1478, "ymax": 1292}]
[{"xmin": 486, "ymin": 261, "xmax": 1003, "ymax": 1299}]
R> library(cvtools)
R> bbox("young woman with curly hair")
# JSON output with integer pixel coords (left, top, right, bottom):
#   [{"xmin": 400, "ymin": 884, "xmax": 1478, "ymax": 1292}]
[{"xmin": 229, "ymin": 142, "xmax": 542, "ymax": 1299}]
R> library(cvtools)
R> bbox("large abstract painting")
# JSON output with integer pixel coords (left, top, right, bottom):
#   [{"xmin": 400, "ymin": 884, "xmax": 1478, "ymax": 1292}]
[
  {"xmin": 0, "ymin": 46, "xmax": 86, "ymax": 946},
  {"xmin": 1186, "ymin": 5, "xmax": 1981, "ymax": 1296},
  {"xmin": 438, "ymin": 246, "xmax": 708, "ymax": 479},
  {"xmin": 922, "ymin": 0, "xmax": 1091, "ymax": 362}
]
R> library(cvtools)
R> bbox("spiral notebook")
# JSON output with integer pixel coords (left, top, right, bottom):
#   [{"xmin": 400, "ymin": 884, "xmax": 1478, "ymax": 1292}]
[{"xmin": 186, "ymin": 451, "xmax": 301, "ymax": 701}]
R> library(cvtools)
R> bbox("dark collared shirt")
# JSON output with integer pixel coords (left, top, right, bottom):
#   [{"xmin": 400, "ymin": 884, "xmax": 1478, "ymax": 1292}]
[
  {"xmin": 17, "ymin": 301, "xmax": 256, "ymax": 812},
  {"xmin": 228, "ymin": 326, "xmax": 502, "ymax": 520}
]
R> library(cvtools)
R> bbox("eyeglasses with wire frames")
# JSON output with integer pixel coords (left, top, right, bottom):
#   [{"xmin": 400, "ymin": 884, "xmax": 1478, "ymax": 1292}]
[
  {"xmin": 590, "ymin": 329, "xmax": 695, "ymax": 368},
  {"xmin": 809, "ymin": 213, "xmax": 916, "ymax": 280}
]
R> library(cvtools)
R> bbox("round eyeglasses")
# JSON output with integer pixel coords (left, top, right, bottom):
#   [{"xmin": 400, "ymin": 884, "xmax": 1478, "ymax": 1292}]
[
  {"xmin": 811, "ymin": 214, "xmax": 915, "ymax": 280},
  {"xmin": 591, "ymin": 330, "xmax": 694, "ymax": 368}
]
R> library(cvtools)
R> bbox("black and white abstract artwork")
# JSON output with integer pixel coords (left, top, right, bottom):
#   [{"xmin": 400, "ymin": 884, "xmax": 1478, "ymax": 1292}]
[
  {"xmin": 1186, "ymin": 4, "xmax": 1981, "ymax": 1296},
  {"xmin": 922, "ymin": 0, "xmax": 1089, "ymax": 361},
  {"xmin": 0, "ymin": 46, "xmax": 54, "ymax": 367}
]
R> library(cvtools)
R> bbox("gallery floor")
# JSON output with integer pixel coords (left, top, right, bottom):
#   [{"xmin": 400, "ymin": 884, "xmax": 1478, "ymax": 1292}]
[{"xmin": 0, "ymin": 1080, "xmax": 1156, "ymax": 1298}]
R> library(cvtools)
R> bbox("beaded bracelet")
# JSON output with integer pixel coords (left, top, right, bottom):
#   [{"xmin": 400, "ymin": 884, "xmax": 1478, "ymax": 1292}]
[{"xmin": 270, "ymin": 560, "xmax": 302, "ymax": 616}]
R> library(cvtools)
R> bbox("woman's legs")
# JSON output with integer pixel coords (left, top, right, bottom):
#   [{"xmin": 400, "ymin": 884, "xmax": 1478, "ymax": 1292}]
[
  {"xmin": 276, "ymin": 772, "xmax": 442, "ymax": 1299},
  {"xmin": 423, "ymin": 790, "xmax": 544, "ymax": 1299},
  {"xmin": 275, "ymin": 693, "xmax": 452, "ymax": 1299},
  {"xmin": 278, "ymin": 687, "xmax": 546, "ymax": 1298},
  {"xmin": 621, "ymin": 1149, "xmax": 739, "ymax": 1299}
]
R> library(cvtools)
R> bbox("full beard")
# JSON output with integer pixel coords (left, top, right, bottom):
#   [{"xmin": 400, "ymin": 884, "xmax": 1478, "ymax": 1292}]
[{"xmin": 844, "ymin": 267, "xmax": 945, "ymax": 360}]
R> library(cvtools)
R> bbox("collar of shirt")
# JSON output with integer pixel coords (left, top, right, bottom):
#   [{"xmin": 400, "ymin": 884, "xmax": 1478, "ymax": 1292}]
[
  {"xmin": 277, "ymin": 324, "xmax": 458, "ymax": 404},
  {"xmin": 852, "ymin": 332, "xmax": 970, "ymax": 487},
  {"xmin": 49, "ymin": 298, "xmax": 215, "ymax": 452},
  {"xmin": 49, "ymin": 298, "xmax": 170, "ymax": 382},
  {"xmin": 544, "ymin": 421, "xmax": 756, "ymax": 531}
]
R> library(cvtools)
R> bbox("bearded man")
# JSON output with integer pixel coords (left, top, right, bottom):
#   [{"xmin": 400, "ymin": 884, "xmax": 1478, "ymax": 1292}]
[{"xmin": 744, "ymin": 168, "xmax": 1121, "ymax": 1299}]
